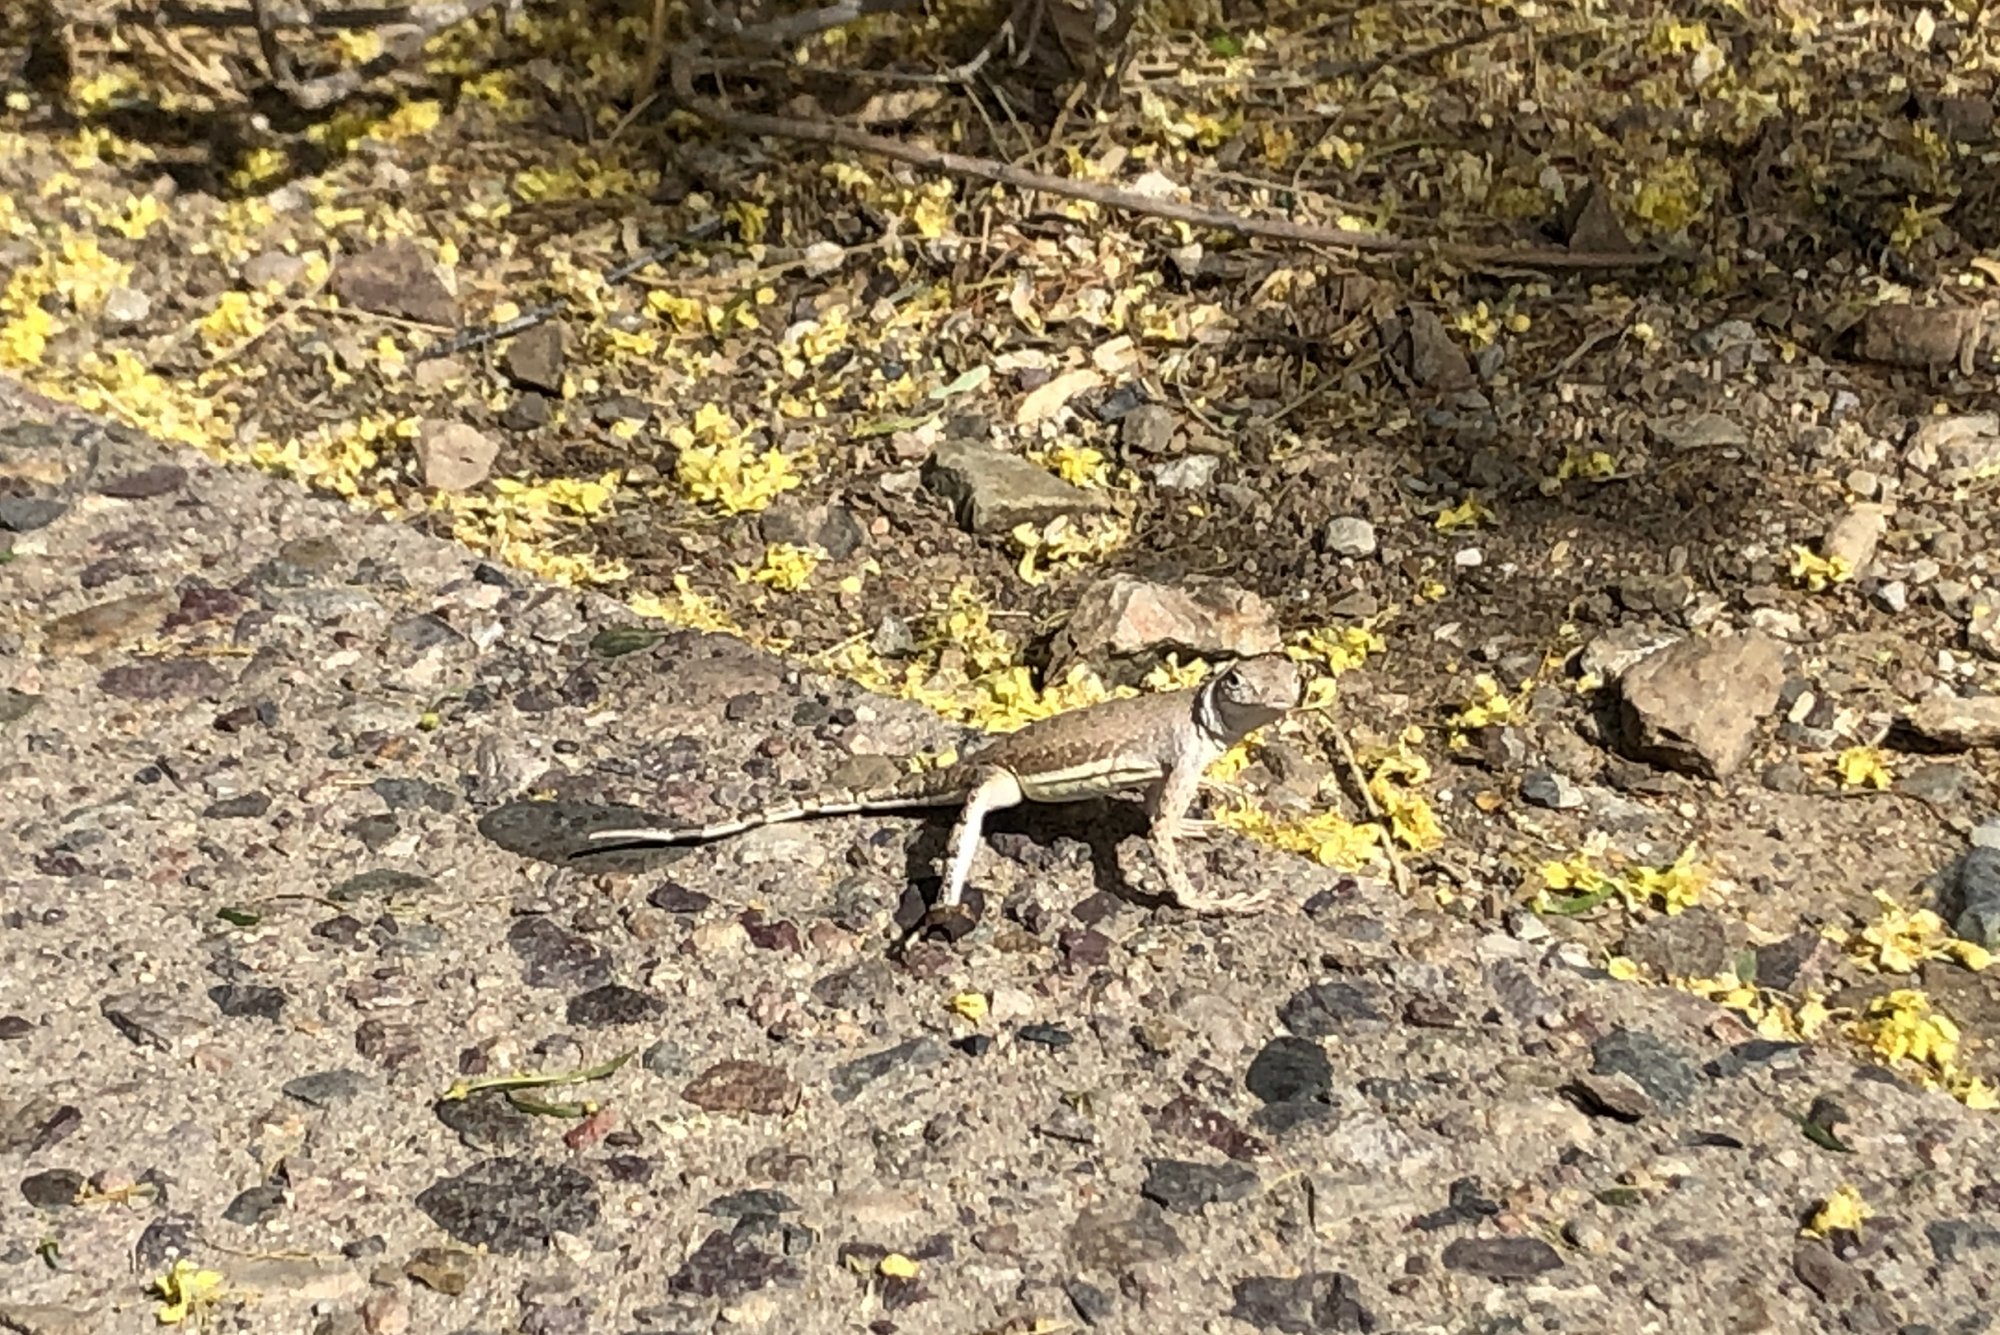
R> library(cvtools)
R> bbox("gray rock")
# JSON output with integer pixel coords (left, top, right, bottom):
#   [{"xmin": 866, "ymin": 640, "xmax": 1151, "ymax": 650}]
[
  {"xmin": 0, "ymin": 496, "xmax": 67, "ymax": 532},
  {"xmin": 1902, "ymin": 693, "xmax": 2000, "ymax": 750},
  {"xmin": 1120, "ymin": 403, "xmax": 1178, "ymax": 454},
  {"xmin": 922, "ymin": 439, "xmax": 1108, "ymax": 535},
  {"xmin": 242, "ymin": 251, "xmax": 308, "ymax": 290},
  {"xmin": 414, "ymin": 1158, "xmax": 602, "ymax": 1254},
  {"xmin": 1048, "ymin": 574, "xmax": 1282, "ymax": 685},
  {"xmin": 1872, "ymin": 579, "xmax": 1908, "ymax": 614},
  {"xmin": 100, "ymin": 285, "xmax": 151, "ymax": 330},
  {"xmin": 1441, "ymin": 1236, "xmax": 1563, "ymax": 1279},
  {"xmin": 1579, "ymin": 625, "xmax": 1681, "ymax": 682},
  {"xmin": 829, "ymin": 1037, "xmax": 945, "ymax": 1103},
  {"xmin": 1821, "ymin": 503, "xmax": 1889, "ymax": 576},
  {"xmin": 1947, "ymin": 847, "xmax": 2000, "ymax": 948},
  {"xmin": 1519, "ymin": 769, "xmax": 1583, "ymax": 810},
  {"xmin": 1617, "ymin": 632, "xmax": 1787, "ymax": 777},
  {"xmin": 1068, "ymin": 1201, "xmax": 1186, "ymax": 1270},
  {"xmin": 1906, "ymin": 413, "xmax": 2000, "ymax": 482},
  {"xmin": 759, "ymin": 500, "xmax": 864, "ymax": 560},
  {"xmin": 1139, "ymin": 1159, "xmax": 1260, "ymax": 1214},
  {"xmin": 331, "ymin": 240, "xmax": 459, "ymax": 327},
  {"xmin": 1622, "ymin": 906, "xmax": 1741, "ymax": 980},
  {"xmin": 99, "ymin": 992, "xmax": 209, "ymax": 1052},
  {"xmin": 1591, "ymin": 1027, "xmax": 1698, "ymax": 1110},
  {"xmin": 500, "ymin": 392, "xmax": 552, "ymax": 432},
  {"xmin": 1320, "ymin": 517, "xmax": 1378, "ymax": 558},
  {"xmin": 1898, "ymin": 762, "xmax": 1970, "ymax": 805},
  {"xmin": 1245, "ymin": 1036, "xmax": 1332, "ymax": 1104},
  {"xmin": 1152, "ymin": 455, "xmax": 1218, "ymax": 490},
  {"xmin": 417, "ymin": 420, "xmax": 499, "ymax": 492},
  {"xmin": 1228, "ymin": 1271, "xmax": 1372, "ymax": 1333},
  {"xmin": 1648, "ymin": 412, "xmax": 1748, "ymax": 451}
]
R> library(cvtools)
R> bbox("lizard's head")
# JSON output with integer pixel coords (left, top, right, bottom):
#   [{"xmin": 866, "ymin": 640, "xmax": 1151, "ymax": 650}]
[{"xmin": 1200, "ymin": 654, "xmax": 1303, "ymax": 738}]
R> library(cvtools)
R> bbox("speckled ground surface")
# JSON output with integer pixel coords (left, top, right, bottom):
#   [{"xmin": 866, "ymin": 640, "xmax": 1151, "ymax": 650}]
[{"xmin": 3, "ymin": 381, "xmax": 1995, "ymax": 1334}]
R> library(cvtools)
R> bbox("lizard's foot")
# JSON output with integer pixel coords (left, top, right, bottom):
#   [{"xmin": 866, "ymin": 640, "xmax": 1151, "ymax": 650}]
[
  {"xmin": 919, "ymin": 901, "xmax": 979, "ymax": 942},
  {"xmin": 1166, "ymin": 881, "xmax": 1271, "ymax": 916}
]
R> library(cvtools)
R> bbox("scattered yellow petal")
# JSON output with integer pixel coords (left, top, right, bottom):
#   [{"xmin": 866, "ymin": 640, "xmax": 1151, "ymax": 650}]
[
  {"xmin": 1836, "ymin": 746, "xmax": 1892, "ymax": 790},
  {"xmin": 1803, "ymin": 1184, "xmax": 1870, "ymax": 1238}
]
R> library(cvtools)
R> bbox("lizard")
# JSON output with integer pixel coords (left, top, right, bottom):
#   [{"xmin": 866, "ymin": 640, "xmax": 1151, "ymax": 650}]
[{"xmin": 578, "ymin": 653, "xmax": 1304, "ymax": 916}]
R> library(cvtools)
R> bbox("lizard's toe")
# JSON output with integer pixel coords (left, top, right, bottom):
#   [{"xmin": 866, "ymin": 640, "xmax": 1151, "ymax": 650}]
[{"xmin": 1168, "ymin": 884, "xmax": 1271, "ymax": 916}]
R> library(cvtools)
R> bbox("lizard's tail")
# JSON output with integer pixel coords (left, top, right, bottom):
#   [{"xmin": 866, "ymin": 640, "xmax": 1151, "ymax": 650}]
[{"xmin": 579, "ymin": 786, "xmax": 957, "ymax": 848}]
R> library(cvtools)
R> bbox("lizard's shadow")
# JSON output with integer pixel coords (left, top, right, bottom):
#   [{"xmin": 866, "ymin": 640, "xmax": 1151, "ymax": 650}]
[{"xmin": 899, "ymin": 796, "xmax": 1174, "ymax": 910}]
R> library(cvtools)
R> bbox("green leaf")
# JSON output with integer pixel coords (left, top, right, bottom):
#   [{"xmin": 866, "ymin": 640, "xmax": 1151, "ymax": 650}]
[
  {"xmin": 216, "ymin": 906, "xmax": 261, "ymax": 928},
  {"xmin": 1207, "ymin": 31, "xmax": 1243, "ymax": 56},
  {"xmin": 1798, "ymin": 1114, "xmax": 1854, "ymax": 1154},
  {"xmin": 590, "ymin": 626, "xmax": 664, "ymax": 659},
  {"xmin": 1539, "ymin": 885, "xmax": 1618, "ymax": 916},
  {"xmin": 440, "ymin": 1048, "xmax": 636, "ymax": 1103}
]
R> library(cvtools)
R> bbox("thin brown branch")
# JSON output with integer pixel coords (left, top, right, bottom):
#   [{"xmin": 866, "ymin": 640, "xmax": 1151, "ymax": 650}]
[
  {"xmin": 665, "ymin": 46, "xmax": 1680, "ymax": 270},
  {"xmin": 129, "ymin": 1, "xmax": 413, "ymax": 30}
]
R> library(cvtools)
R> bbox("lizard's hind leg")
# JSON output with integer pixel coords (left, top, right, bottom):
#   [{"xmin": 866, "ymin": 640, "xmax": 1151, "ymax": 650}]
[{"xmin": 936, "ymin": 767, "xmax": 1024, "ymax": 908}]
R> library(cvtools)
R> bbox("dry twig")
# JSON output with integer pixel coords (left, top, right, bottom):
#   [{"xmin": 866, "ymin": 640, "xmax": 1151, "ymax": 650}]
[{"xmin": 663, "ymin": 44, "xmax": 1677, "ymax": 270}]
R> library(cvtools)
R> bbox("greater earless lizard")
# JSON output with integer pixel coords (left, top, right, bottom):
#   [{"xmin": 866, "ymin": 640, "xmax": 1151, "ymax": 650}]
[{"xmin": 581, "ymin": 654, "xmax": 1304, "ymax": 915}]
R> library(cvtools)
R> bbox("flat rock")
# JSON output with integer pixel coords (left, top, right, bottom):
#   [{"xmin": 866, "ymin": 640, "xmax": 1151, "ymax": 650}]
[
  {"xmin": 0, "ymin": 1303, "xmax": 104, "ymax": 1335},
  {"xmin": 414, "ymin": 1157, "xmax": 601, "ymax": 1253},
  {"xmin": 99, "ymin": 991, "xmax": 209, "ymax": 1051},
  {"xmin": 1320, "ymin": 517, "xmax": 1378, "ymax": 558},
  {"xmin": 1229, "ymin": 1271, "xmax": 1373, "ymax": 1333},
  {"xmin": 1622, "ymin": 905, "xmax": 1742, "ymax": 980},
  {"xmin": 1068, "ymin": 1201, "xmax": 1186, "ymax": 1270},
  {"xmin": 922, "ymin": 438, "xmax": 1108, "ymax": 535},
  {"xmin": 330, "ymin": 240, "xmax": 458, "ymax": 327},
  {"xmin": 417, "ymin": 420, "xmax": 499, "ymax": 492},
  {"xmin": 1906, "ymin": 412, "xmax": 2000, "ymax": 482},
  {"xmin": 1617, "ymin": 632, "xmax": 1787, "ymax": 777},
  {"xmin": 1048, "ymin": 574, "xmax": 1282, "ymax": 684},
  {"xmin": 1579, "ymin": 625, "xmax": 1681, "ymax": 682},
  {"xmin": 1821, "ymin": 502, "xmax": 1889, "ymax": 576},
  {"xmin": 1901, "ymin": 693, "xmax": 2000, "ymax": 750},
  {"xmin": 683, "ymin": 1060, "xmax": 801, "ymax": 1115},
  {"xmin": 1649, "ymin": 412, "xmax": 1748, "ymax": 451},
  {"xmin": 1140, "ymin": 1158, "xmax": 1260, "ymax": 1214},
  {"xmin": 1443, "ymin": 1236, "xmax": 1563, "ymax": 1280},
  {"xmin": 505, "ymin": 321, "xmax": 566, "ymax": 393}
]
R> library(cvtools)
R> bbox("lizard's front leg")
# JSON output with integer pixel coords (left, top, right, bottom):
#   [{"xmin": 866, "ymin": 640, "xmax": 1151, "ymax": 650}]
[{"xmin": 1147, "ymin": 762, "xmax": 1267, "ymax": 915}]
